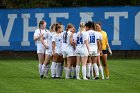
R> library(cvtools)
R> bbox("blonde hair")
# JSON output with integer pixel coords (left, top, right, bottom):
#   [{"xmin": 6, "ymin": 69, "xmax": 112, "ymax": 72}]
[
  {"xmin": 79, "ymin": 22, "xmax": 85, "ymax": 33},
  {"xmin": 80, "ymin": 22, "xmax": 85, "ymax": 28}
]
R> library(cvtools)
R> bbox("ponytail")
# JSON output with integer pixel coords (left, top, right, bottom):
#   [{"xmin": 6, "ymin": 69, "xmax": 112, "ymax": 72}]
[{"xmin": 65, "ymin": 23, "xmax": 74, "ymax": 43}]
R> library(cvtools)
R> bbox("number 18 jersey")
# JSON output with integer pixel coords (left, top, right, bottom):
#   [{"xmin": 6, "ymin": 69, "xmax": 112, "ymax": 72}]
[{"xmin": 86, "ymin": 30, "xmax": 99, "ymax": 51}]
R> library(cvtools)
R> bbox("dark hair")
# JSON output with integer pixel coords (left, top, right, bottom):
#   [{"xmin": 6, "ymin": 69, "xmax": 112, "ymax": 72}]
[
  {"xmin": 85, "ymin": 21, "xmax": 92, "ymax": 29},
  {"xmin": 91, "ymin": 21, "xmax": 96, "ymax": 30},
  {"xmin": 39, "ymin": 20, "xmax": 46, "ymax": 28}
]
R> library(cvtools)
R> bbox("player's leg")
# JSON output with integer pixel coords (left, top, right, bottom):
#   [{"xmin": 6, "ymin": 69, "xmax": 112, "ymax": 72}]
[
  {"xmin": 66, "ymin": 48, "xmax": 75, "ymax": 79},
  {"xmin": 60, "ymin": 60, "xmax": 64, "ymax": 77},
  {"xmin": 76, "ymin": 55, "xmax": 81, "ymax": 80},
  {"xmin": 62, "ymin": 51, "xmax": 68, "ymax": 78},
  {"xmin": 72, "ymin": 56, "xmax": 76, "ymax": 79},
  {"xmin": 63, "ymin": 58, "xmax": 67, "ymax": 78},
  {"xmin": 101, "ymin": 51, "xmax": 109, "ymax": 79},
  {"xmin": 92, "ymin": 56, "xmax": 99, "ymax": 79},
  {"xmin": 87, "ymin": 56, "xmax": 91, "ymax": 79},
  {"xmin": 55, "ymin": 54, "xmax": 63, "ymax": 78},
  {"xmin": 66, "ymin": 56, "xmax": 72, "ymax": 79},
  {"xmin": 37, "ymin": 52, "xmax": 45, "ymax": 78},
  {"xmin": 42, "ymin": 53, "xmax": 51, "ymax": 78},
  {"xmin": 81, "ymin": 56, "xmax": 88, "ymax": 80},
  {"xmin": 97, "ymin": 55, "xmax": 104, "ymax": 79},
  {"xmin": 51, "ymin": 53, "xmax": 59, "ymax": 78}
]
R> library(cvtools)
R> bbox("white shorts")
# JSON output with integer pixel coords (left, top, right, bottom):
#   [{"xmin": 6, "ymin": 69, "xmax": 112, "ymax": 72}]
[
  {"xmin": 74, "ymin": 47, "xmax": 89, "ymax": 57},
  {"xmin": 89, "ymin": 51, "xmax": 98, "ymax": 56},
  {"xmin": 65, "ymin": 47, "xmax": 74, "ymax": 57},
  {"xmin": 61, "ymin": 45, "xmax": 67, "ymax": 58},
  {"xmin": 45, "ymin": 49, "xmax": 52, "ymax": 56},
  {"xmin": 62, "ymin": 51, "xmax": 67, "ymax": 58},
  {"xmin": 37, "ymin": 49, "xmax": 45, "ymax": 54}
]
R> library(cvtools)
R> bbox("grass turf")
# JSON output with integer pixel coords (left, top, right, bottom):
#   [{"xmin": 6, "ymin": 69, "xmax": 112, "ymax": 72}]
[{"xmin": 0, "ymin": 59, "xmax": 139, "ymax": 93}]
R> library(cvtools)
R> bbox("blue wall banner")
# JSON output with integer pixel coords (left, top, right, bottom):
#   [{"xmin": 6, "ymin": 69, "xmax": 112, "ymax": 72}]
[{"xmin": 0, "ymin": 7, "xmax": 140, "ymax": 51}]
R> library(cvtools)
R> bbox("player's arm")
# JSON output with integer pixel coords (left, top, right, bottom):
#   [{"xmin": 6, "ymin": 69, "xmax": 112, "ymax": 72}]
[
  {"xmin": 34, "ymin": 33, "xmax": 44, "ymax": 41},
  {"xmin": 99, "ymin": 39, "xmax": 103, "ymax": 56},
  {"xmin": 85, "ymin": 39, "xmax": 90, "ymax": 53},
  {"xmin": 84, "ymin": 34, "xmax": 90, "ymax": 53},
  {"xmin": 52, "ymin": 41, "xmax": 56, "ymax": 55},
  {"xmin": 97, "ymin": 39, "xmax": 102, "ymax": 53},
  {"xmin": 52, "ymin": 35, "xmax": 56, "ymax": 55},
  {"xmin": 40, "ymin": 36, "xmax": 49, "ymax": 49},
  {"xmin": 106, "ymin": 36, "xmax": 112, "ymax": 55}
]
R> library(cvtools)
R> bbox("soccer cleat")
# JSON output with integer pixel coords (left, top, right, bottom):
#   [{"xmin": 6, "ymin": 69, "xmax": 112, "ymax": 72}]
[
  {"xmin": 44, "ymin": 75, "xmax": 49, "ymax": 78},
  {"xmin": 73, "ymin": 76, "xmax": 76, "ymax": 79},
  {"xmin": 86, "ymin": 76, "xmax": 90, "ymax": 79},
  {"xmin": 95, "ymin": 77, "xmax": 99, "ymax": 80},
  {"xmin": 52, "ymin": 76, "xmax": 56, "ymax": 79},
  {"xmin": 102, "ymin": 76, "xmax": 105, "ymax": 80},
  {"xmin": 66, "ymin": 77, "xmax": 71, "ymax": 79},
  {"xmin": 77, "ymin": 77, "xmax": 81, "ymax": 80},
  {"xmin": 83, "ymin": 78, "xmax": 88, "ymax": 80},
  {"xmin": 55, "ymin": 77, "xmax": 61, "ymax": 79},
  {"xmin": 106, "ymin": 77, "xmax": 109, "ymax": 80},
  {"xmin": 40, "ymin": 75, "xmax": 44, "ymax": 79}
]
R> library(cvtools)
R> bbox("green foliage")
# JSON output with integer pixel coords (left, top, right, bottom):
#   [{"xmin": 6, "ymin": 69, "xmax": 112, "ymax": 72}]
[{"xmin": 0, "ymin": 0, "xmax": 140, "ymax": 8}]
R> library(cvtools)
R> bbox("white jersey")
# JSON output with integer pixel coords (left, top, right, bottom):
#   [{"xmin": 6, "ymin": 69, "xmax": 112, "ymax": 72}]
[
  {"xmin": 34, "ymin": 28, "xmax": 47, "ymax": 50},
  {"xmin": 43, "ymin": 29, "xmax": 49, "ymax": 42},
  {"xmin": 75, "ymin": 31, "xmax": 88, "ymax": 48},
  {"xmin": 43, "ymin": 31, "xmax": 55, "ymax": 51},
  {"xmin": 52, "ymin": 33, "xmax": 62, "ymax": 52},
  {"xmin": 87, "ymin": 30, "xmax": 99, "ymax": 51},
  {"xmin": 74, "ymin": 31, "xmax": 89, "ymax": 56},
  {"xmin": 66, "ymin": 30, "xmax": 73, "ymax": 46}
]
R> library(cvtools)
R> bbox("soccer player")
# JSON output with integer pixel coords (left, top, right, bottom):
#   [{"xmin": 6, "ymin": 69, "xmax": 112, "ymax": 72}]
[
  {"xmin": 74, "ymin": 22, "xmax": 90, "ymax": 80},
  {"xmin": 51, "ymin": 24, "xmax": 63, "ymax": 78},
  {"xmin": 61, "ymin": 24, "xmax": 70, "ymax": 78},
  {"xmin": 85, "ymin": 21, "xmax": 100, "ymax": 79},
  {"xmin": 91, "ymin": 21, "xmax": 104, "ymax": 79},
  {"xmin": 40, "ymin": 24, "xmax": 56, "ymax": 78},
  {"xmin": 71, "ymin": 28, "xmax": 77, "ymax": 79},
  {"xmin": 63, "ymin": 23, "xmax": 75, "ymax": 79},
  {"xmin": 96, "ymin": 22, "xmax": 112, "ymax": 79},
  {"xmin": 33, "ymin": 20, "xmax": 47, "ymax": 78}
]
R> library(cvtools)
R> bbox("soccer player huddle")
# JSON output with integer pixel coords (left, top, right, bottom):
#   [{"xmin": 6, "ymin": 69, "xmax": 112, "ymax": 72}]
[{"xmin": 34, "ymin": 20, "xmax": 112, "ymax": 80}]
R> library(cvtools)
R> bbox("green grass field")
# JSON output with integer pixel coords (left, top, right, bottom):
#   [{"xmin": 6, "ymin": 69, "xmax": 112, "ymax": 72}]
[{"xmin": 0, "ymin": 59, "xmax": 139, "ymax": 93}]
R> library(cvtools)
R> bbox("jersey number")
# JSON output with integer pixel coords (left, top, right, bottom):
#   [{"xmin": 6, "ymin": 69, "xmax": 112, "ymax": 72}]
[
  {"xmin": 89, "ymin": 35, "xmax": 95, "ymax": 43},
  {"xmin": 77, "ymin": 37, "xmax": 83, "ymax": 44}
]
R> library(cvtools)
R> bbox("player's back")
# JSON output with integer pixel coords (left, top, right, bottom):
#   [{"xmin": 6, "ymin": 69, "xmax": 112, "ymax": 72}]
[
  {"xmin": 87, "ymin": 30, "xmax": 99, "ymax": 51},
  {"xmin": 100, "ymin": 30, "xmax": 108, "ymax": 50},
  {"xmin": 75, "ymin": 31, "xmax": 88, "ymax": 48}
]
